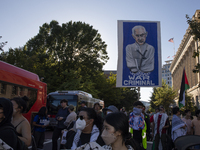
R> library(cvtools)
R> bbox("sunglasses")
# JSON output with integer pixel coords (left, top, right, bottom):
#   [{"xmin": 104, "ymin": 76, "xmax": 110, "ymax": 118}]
[{"xmin": 77, "ymin": 115, "xmax": 85, "ymax": 120}]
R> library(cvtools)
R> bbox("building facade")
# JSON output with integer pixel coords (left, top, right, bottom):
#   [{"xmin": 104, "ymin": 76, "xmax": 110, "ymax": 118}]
[
  {"xmin": 169, "ymin": 10, "xmax": 200, "ymax": 108},
  {"xmin": 162, "ymin": 60, "xmax": 173, "ymax": 87}
]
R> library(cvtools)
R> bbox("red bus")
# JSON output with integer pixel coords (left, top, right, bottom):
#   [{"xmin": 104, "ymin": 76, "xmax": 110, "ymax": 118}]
[{"xmin": 0, "ymin": 60, "xmax": 47, "ymax": 123}]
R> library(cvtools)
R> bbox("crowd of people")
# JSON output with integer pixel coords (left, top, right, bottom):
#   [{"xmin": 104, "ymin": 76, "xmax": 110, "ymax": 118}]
[
  {"xmin": 149, "ymin": 105, "xmax": 200, "ymax": 150},
  {"xmin": 1, "ymin": 96, "xmax": 200, "ymax": 150}
]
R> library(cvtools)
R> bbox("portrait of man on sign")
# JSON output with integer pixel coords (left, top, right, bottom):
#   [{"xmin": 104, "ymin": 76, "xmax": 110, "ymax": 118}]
[
  {"xmin": 126, "ymin": 25, "xmax": 155, "ymax": 73},
  {"xmin": 116, "ymin": 20, "xmax": 161, "ymax": 87}
]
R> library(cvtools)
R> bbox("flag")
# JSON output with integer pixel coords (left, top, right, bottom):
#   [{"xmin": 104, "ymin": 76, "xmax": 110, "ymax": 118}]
[
  {"xmin": 168, "ymin": 38, "xmax": 174, "ymax": 43},
  {"xmin": 172, "ymin": 55, "xmax": 175, "ymax": 58},
  {"xmin": 179, "ymin": 68, "xmax": 190, "ymax": 108},
  {"xmin": 167, "ymin": 56, "xmax": 170, "ymax": 58}
]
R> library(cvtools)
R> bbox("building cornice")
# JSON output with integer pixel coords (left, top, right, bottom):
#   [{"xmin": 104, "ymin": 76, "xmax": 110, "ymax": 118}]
[
  {"xmin": 170, "ymin": 10, "xmax": 200, "ymax": 74},
  {"xmin": 169, "ymin": 28, "xmax": 194, "ymax": 74}
]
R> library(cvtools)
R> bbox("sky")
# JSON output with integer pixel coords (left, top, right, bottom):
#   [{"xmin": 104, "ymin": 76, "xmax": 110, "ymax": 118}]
[{"xmin": 1, "ymin": 1, "xmax": 200, "ymax": 102}]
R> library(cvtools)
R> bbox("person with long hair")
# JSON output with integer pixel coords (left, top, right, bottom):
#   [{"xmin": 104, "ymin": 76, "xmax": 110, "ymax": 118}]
[
  {"xmin": 0, "ymin": 98, "xmax": 18, "ymax": 150},
  {"xmin": 101, "ymin": 112, "xmax": 139, "ymax": 150},
  {"xmin": 32, "ymin": 106, "xmax": 49, "ymax": 150},
  {"xmin": 11, "ymin": 96, "xmax": 31, "ymax": 146},
  {"xmin": 65, "ymin": 107, "xmax": 104, "ymax": 150}
]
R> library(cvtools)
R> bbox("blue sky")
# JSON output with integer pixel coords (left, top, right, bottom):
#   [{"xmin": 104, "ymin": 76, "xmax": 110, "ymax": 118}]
[{"xmin": 1, "ymin": 1, "xmax": 200, "ymax": 101}]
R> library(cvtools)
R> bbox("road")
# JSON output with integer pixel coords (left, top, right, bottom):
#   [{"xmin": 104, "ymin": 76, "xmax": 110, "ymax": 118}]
[{"xmin": 29, "ymin": 130, "xmax": 153, "ymax": 150}]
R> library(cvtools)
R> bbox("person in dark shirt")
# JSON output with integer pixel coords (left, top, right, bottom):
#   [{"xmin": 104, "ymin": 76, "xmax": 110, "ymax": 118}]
[
  {"xmin": 52, "ymin": 99, "xmax": 69, "ymax": 150},
  {"xmin": 65, "ymin": 108, "xmax": 104, "ymax": 150},
  {"xmin": 0, "ymin": 98, "xmax": 18, "ymax": 150}
]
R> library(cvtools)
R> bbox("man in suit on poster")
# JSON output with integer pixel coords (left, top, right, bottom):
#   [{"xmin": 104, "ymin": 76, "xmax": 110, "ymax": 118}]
[{"xmin": 126, "ymin": 25, "xmax": 155, "ymax": 73}]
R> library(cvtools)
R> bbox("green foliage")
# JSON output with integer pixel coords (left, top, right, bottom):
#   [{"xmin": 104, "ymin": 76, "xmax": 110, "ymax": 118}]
[
  {"xmin": 149, "ymin": 87, "xmax": 157, "ymax": 112},
  {"xmin": 100, "ymin": 73, "xmax": 138, "ymax": 111},
  {"xmin": 186, "ymin": 15, "xmax": 200, "ymax": 73},
  {"xmin": 119, "ymin": 87, "xmax": 139, "ymax": 112},
  {"xmin": 150, "ymin": 79, "xmax": 176, "ymax": 113},
  {"xmin": 0, "ymin": 36, "xmax": 8, "ymax": 52}
]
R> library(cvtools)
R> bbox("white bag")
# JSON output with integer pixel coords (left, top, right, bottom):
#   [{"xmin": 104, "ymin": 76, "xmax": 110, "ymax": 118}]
[
  {"xmin": 0, "ymin": 139, "xmax": 13, "ymax": 150},
  {"xmin": 61, "ymin": 130, "xmax": 68, "ymax": 144},
  {"xmin": 75, "ymin": 142, "xmax": 105, "ymax": 150}
]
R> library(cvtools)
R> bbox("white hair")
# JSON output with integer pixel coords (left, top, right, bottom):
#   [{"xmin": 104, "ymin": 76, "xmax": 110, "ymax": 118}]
[{"xmin": 132, "ymin": 25, "xmax": 147, "ymax": 36}]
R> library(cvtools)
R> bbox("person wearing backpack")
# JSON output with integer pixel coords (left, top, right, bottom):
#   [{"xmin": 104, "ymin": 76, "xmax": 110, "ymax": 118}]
[
  {"xmin": 33, "ymin": 106, "xmax": 49, "ymax": 150},
  {"xmin": 0, "ymin": 97, "xmax": 18, "ymax": 150}
]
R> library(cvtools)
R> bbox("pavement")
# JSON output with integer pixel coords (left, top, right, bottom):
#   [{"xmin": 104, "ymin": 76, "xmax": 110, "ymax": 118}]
[{"xmin": 28, "ymin": 140, "xmax": 153, "ymax": 150}]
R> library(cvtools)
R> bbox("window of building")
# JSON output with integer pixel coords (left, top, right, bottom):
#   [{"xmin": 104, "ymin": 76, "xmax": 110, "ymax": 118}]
[
  {"xmin": 196, "ymin": 96, "xmax": 199, "ymax": 108},
  {"xmin": 192, "ymin": 97, "xmax": 194, "ymax": 103}
]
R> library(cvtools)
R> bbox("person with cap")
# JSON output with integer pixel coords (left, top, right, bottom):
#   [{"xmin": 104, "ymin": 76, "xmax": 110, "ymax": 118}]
[
  {"xmin": 81, "ymin": 101, "xmax": 87, "ymax": 108},
  {"xmin": 104, "ymin": 105, "xmax": 119, "ymax": 115},
  {"xmin": 64, "ymin": 105, "xmax": 77, "ymax": 130},
  {"xmin": 52, "ymin": 99, "xmax": 69, "ymax": 150}
]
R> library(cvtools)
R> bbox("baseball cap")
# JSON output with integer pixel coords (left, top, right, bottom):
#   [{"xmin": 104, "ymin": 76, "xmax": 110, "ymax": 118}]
[{"xmin": 105, "ymin": 105, "xmax": 119, "ymax": 113}]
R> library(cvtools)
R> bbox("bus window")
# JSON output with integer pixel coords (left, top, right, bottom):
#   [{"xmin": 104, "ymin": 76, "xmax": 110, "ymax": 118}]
[
  {"xmin": 26, "ymin": 89, "xmax": 37, "ymax": 113},
  {"xmin": 19, "ymin": 87, "xmax": 24, "ymax": 96},
  {"xmin": 12, "ymin": 85, "xmax": 17, "ymax": 95},
  {"xmin": 0, "ymin": 83, "xmax": 6, "ymax": 94},
  {"xmin": 47, "ymin": 95, "xmax": 78, "ymax": 115}
]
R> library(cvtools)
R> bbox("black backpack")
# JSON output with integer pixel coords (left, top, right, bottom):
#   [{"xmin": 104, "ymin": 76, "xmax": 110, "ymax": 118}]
[{"xmin": 0, "ymin": 126, "xmax": 28, "ymax": 150}]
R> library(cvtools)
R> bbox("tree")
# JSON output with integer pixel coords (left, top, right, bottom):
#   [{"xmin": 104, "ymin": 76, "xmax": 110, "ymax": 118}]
[
  {"xmin": 150, "ymin": 79, "xmax": 176, "ymax": 113},
  {"xmin": 118, "ymin": 87, "xmax": 139, "ymax": 112},
  {"xmin": 95, "ymin": 73, "xmax": 139, "ymax": 110},
  {"xmin": 0, "ymin": 20, "xmax": 139, "ymax": 107},
  {"xmin": 149, "ymin": 87, "xmax": 158, "ymax": 112},
  {"xmin": 0, "ymin": 20, "xmax": 109, "ymax": 94},
  {"xmin": 0, "ymin": 36, "xmax": 8, "ymax": 52},
  {"xmin": 186, "ymin": 14, "xmax": 200, "ymax": 73},
  {"xmin": 99, "ymin": 73, "xmax": 124, "ymax": 107}
]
